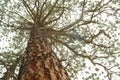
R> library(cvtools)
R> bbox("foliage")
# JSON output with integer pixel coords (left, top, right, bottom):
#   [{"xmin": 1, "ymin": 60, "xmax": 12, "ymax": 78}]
[{"xmin": 0, "ymin": 0, "xmax": 120, "ymax": 80}]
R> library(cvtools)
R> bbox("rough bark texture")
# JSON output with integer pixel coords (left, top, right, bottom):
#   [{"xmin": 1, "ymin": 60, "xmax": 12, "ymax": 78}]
[{"xmin": 20, "ymin": 31, "xmax": 70, "ymax": 80}]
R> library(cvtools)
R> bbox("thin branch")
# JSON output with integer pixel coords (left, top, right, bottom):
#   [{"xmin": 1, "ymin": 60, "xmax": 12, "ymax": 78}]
[
  {"xmin": 83, "ymin": 29, "xmax": 111, "ymax": 44},
  {"xmin": 41, "ymin": 0, "xmax": 59, "ymax": 22},
  {"xmin": 42, "ymin": 1, "xmax": 65, "ymax": 26},
  {"xmin": 0, "ymin": 60, "xmax": 8, "ymax": 70},
  {"xmin": 85, "ymin": 0, "xmax": 111, "ymax": 13},
  {"xmin": 92, "ymin": 42, "xmax": 111, "ymax": 48},
  {"xmin": 22, "ymin": 0, "xmax": 35, "ymax": 21},
  {"xmin": 93, "ymin": 62, "xmax": 112, "ymax": 80},
  {"xmin": 0, "ymin": 60, "xmax": 17, "ymax": 80},
  {"xmin": 92, "ymin": 55, "xmax": 109, "ymax": 60},
  {"xmin": 50, "ymin": 36, "xmax": 89, "ymax": 59},
  {"xmin": 35, "ymin": 0, "xmax": 40, "ymax": 17},
  {"xmin": 59, "ymin": 0, "xmax": 111, "ymax": 32},
  {"xmin": 59, "ymin": 0, "xmax": 86, "ymax": 31},
  {"xmin": 39, "ymin": 0, "xmax": 47, "ymax": 20}
]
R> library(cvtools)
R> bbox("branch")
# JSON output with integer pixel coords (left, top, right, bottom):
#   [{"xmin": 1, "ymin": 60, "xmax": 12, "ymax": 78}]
[
  {"xmin": 41, "ymin": 0, "xmax": 59, "ymax": 22},
  {"xmin": 35, "ymin": 0, "xmax": 40, "ymax": 17},
  {"xmin": 22, "ymin": 0, "xmax": 35, "ymax": 21},
  {"xmin": 59, "ymin": 0, "xmax": 86, "ymax": 31},
  {"xmin": 93, "ymin": 62, "xmax": 112, "ymax": 80},
  {"xmin": 59, "ymin": 0, "xmax": 111, "ymax": 32},
  {"xmin": 83, "ymin": 30, "xmax": 111, "ymax": 44},
  {"xmin": 39, "ymin": 0, "xmax": 47, "ymax": 20},
  {"xmin": 42, "ymin": 1, "xmax": 65, "ymax": 26},
  {"xmin": 0, "ymin": 59, "xmax": 17, "ymax": 80},
  {"xmin": 50, "ymin": 36, "xmax": 89, "ymax": 59},
  {"xmin": 0, "ymin": 60, "xmax": 8, "ymax": 70}
]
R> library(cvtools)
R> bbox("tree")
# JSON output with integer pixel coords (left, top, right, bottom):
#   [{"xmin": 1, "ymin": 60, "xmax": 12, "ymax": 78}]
[
  {"xmin": 17, "ymin": 0, "xmax": 71, "ymax": 80},
  {"xmin": 0, "ymin": 0, "xmax": 120, "ymax": 80}
]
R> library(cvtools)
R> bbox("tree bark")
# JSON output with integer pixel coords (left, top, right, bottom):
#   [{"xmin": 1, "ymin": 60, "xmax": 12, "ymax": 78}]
[{"xmin": 19, "ymin": 28, "xmax": 70, "ymax": 80}]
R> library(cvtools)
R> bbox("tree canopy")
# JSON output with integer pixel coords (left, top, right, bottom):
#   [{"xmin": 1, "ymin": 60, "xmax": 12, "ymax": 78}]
[{"xmin": 0, "ymin": 0, "xmax": 120, "ymax": 80}]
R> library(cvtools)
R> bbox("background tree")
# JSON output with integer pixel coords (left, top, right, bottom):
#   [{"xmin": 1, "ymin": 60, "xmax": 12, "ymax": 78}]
[{"xmin": 0, "ymin": 0, "xmax": 120, "ymax": 80}]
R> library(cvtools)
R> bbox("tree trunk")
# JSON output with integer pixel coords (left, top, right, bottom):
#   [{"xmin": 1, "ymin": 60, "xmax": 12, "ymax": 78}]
[{"xmin": 19, "ymin": 28, "xmax": 70, "ymax": 80}]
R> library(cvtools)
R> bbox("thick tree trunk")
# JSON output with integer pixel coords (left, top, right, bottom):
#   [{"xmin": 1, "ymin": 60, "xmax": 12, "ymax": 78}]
[{"xmin": 19, "ymin": 31, "xmax": 70, "ymax": 80}]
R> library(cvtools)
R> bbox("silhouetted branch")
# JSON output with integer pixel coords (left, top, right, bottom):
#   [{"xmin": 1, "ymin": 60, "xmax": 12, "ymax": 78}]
[
  {"xmin": 39, "ymin": 0, "xmax": 47, "ymax": 20},
  {"xmin": 41, "ymin": 0, "xmax": 59, "ymax": 22},
  {"xmin": 59, "ymin": 0, "xmax": 86, "ymax": 31},
  {"xmin": 83, "ymin": 30, "xmax": 111, "ymax": 46},
  {"xmin": 42, "ymin": 0, "xmax": 65, "ymax": 26},
  {"xmin": 22, "ymin": 0, "xmax": 35, "ymax": 21},
  {"xmin": 50, "ymin": 36, "xmax": 90, "ymax": 59}
]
